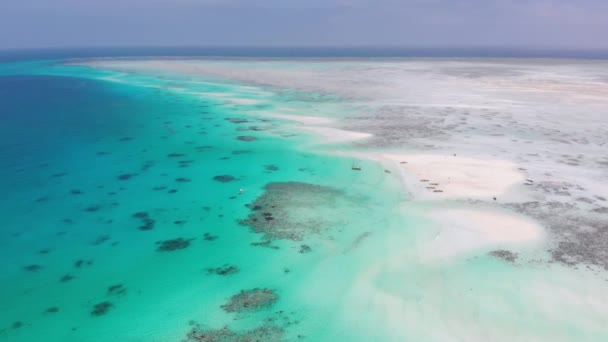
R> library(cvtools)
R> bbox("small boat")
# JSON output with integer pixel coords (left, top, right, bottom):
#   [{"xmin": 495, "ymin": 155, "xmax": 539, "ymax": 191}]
[
  {"xmin": 352, "ymin": 166, "xmax": 362, "ymax": 171},
  {"xmin": 433, "ymin": 190, "xmax": 444, "ymax": 193}
]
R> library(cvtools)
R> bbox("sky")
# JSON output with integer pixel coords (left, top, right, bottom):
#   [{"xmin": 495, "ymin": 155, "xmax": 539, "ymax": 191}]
[{"xmin": 1, "ymin": 0, "xmax": 607, "ymax": 50}]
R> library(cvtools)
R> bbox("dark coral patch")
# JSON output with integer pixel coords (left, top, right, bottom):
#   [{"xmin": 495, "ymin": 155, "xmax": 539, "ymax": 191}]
[
  {"xmin": 213, "ymin": 175, "xmax": 237, "ymax": 183},
  {"xmin": 60, "ymin": 274, "xmax": 74, "ymax": 283},
  {"xmin": 489, "ymin": 249, "xmax": 518, "ymax": 263},
  {"xmin": 232, "ymin": 150, "xmax": 253, "ymax": 155},
  {"xmin": 156, "ymin": 238, "xmax": 194, "ymax": 252},
  {"xmin": 84, "ymin": 205, "xmax": 102, "ymax": 212},
  {"xmin": 220, "ymin": 288, "xmax": 277, "ymax": 313},
  {"xmin": 185, "ymin": 324, "xmax": 283, "ymax": 342},
  {"xmin": 132, "ymin": 211, "xmax": 148, "ymax": 218},
  {"xmin": 138, "ymin": 218, "xmax": 155, "ymax": 231},
  {"xmin": 226, "ymin": 118, "xmax": 249, "ymax": 124},
  {"xmin": 107, "ymin": 284, "xmax": 127, "ymax": 296},
  {"xmin": 239, "ymin": 182, "xmax": 344, "ymax": 242},
  {"xmin": 91, "ymin": 234, "xmax": 111, "ymax": 246},
  {"xmin": 23, "ymin": 264, "xmax": 42, "ymax": 272},
  {"xmin": 299, "ymin": 244, "xmax": 312, "ymax": 254},
  {"xmin": 206, "ymin": 264, "xmax": 239, "ymax": 276},
  {"xmin": 203, "ymin": 233, "xmax": 218, "ymax": 241},
  {"xmin": 91, "ymin": 301, "xmax": 113, "ymax": 316},
  {"xmin": 45, "ymin": 307, "xmax": 59, "ymax": 314},
  {"xmin": 117, "ymin": 173, "xmax": 136, "ymax": 181},
  {"xmin": 236, "ymin": 135, "xmax": 257, "ymax": 142}
]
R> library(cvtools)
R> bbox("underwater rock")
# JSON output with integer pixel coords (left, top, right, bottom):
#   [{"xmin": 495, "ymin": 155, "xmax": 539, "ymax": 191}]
[
  {"xmin": 264, "ymin": 165, "xmax": 279, "ymax": 172},
  {"xmin": 236, "ymin": 135, "xmax": 257, "ymax": 142},
  {"xmin": 23, "ymin": 264, "xmax": 42, "ymax": 272},
  {"xmin": 203, "ymin": 233, "xmax": 218, "ymax": 241},
  {"xmin": 226, "ymin": 118, "xmax": 249, "ymax": 124},
  {"xmin": 206, "ymin": 264, "xmax": 239, "ymax": 276},
  {"xmin": 44, "ymin": 307, "xmax": 59, "ymax": 314},
  {"xmin": 91, "ymin": 301, "xmax": 113, "ymax": 316},
  {"xmin": 232, "ymin": 150, "xmax": 253, "ymax": 155},
  {"xmin": 84, "ymin": 205, "xmax": 101, "ymax": 212},
  {"xmin": 167, "ymin": 153, "xmax": 186, "ymax": 158},
  {"xmin": 60, "ymin": 274, "xmax": 74, "ymax": 283},
  {"xmin": 107, "ymin": 284, "xmax": 127, "ymax": 296},
  {"xmin": 117, "ymin": 173, "xmax": 137, "ymax": 181},
  {"xmin": 132, "ymin": 211, "xmax": 149, "ymax": 218},
  {"xmin": 156, "ymin": 238, "xmax": 194, "ymax": 252},
  {"xmin": 489, "ymin": 249, "xmax": 518, "ymax": 263},
  {"xmin": 91, "ymin": 234, "xmax": 111, "ymax": 246},
  {"xmin": 213, "ymin": 175, "xmax": 238, "ymax": 183},
  {"xmin": 299, "ymin": 244, "xmax": 312, "ymax": 254},
  {"xmin": 185, "ymin": 324, "xmax": 283, "ymax": 342},
  {"xmin": 220, "ymin": 288, "xmax": 278, "ymax": 313}
]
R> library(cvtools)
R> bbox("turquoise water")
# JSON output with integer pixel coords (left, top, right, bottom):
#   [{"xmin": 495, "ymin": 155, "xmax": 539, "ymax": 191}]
[{"xmin": 0, "ymin": 60, "xmax": 413, "ymax": 341}]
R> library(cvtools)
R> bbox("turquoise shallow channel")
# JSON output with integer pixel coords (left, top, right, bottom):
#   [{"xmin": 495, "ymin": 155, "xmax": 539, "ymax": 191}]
[{"xmin": 0, "ymin": 60, "xmax": 416, "ymax": 341}]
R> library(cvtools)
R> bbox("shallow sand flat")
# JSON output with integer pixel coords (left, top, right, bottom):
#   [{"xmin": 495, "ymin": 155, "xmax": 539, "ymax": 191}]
[{"xmin": 426, "ymin": 208, "xmax": 543, "ymax": 259}]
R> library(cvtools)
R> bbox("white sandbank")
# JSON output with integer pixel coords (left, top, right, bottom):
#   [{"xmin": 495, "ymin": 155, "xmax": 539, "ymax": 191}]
[{"xmin": 382, "ymin": 153, "xmax": 525, "ymax": 201}]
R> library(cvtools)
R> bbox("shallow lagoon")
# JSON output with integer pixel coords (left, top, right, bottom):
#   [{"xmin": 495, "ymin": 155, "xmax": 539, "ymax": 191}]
[{"xmin": 0, "ymin": 60, "xmax": 412, "ymax": 341}]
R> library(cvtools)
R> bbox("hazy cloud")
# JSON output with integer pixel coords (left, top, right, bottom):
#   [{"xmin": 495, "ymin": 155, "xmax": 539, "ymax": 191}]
[{"xmin": 1, "ymin": 0, "xmax": 606, "ymax": 49}]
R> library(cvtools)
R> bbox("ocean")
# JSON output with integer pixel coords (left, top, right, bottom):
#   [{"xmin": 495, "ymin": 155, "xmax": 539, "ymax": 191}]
[
  {"xmin": 0, "ymin": 55, "xmax": 414, "ymax": 341},
  {"xmin": 2, "ymin": 49, "xmax": 607, "ymax": 342}
]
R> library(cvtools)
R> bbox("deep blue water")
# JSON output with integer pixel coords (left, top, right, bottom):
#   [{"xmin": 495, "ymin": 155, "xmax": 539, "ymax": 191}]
[{"xmin": 1, "ymin": 46, "xmax": 608, "ymax": 63}]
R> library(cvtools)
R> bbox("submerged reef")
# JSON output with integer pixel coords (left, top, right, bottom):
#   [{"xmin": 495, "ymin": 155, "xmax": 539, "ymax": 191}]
[
  {"xmin": 236, "ymin": 135, "xmax": 257, "ymax": 142},
  {"xmin": 240, "ymin": 182, "xmax": 344, "ymax": 242},
  {"xmin": 156, "ymin": 238, "xmax": 194, "ymax": 252},
  {"xmin": 132, "ymin": 211, "xmax": 155, "ymax": 231},
  {"xmin": 91, "ymin": 301, "xmax": 113, "ymax": 316},
  {"xmin": 107, "ymin": 284, "xmax": 127, "ymax": 296},
  {"xmin": 221, "ymin": 288, "xmax": 277, "ymax": 313},
  {"xmin": 489, "ymin": 249, "xmax": 518, "ymax": 263},
  {"xmin": 203, "ymin": 233, "xmax": 219, "ymax": 241},
  {"xmin": 507, "ymin": 201, "xmax": 608, "ymax": 270},
  {"xmin": 213, "ymin": 175, "xmax": 238, "ymax": 183},
  {"xmin": 206, "ymin": 264, "xmax": 239, "ymax": 276},
  {"xmin": 184, "ymin": 324, "xmax": 283, "ymax": 342}
]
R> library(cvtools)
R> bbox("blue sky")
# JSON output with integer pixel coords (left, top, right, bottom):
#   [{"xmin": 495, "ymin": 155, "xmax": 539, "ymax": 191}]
[{"xmin": 1, "ymin": 0, "xmax": 607, "ymax": 49}]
